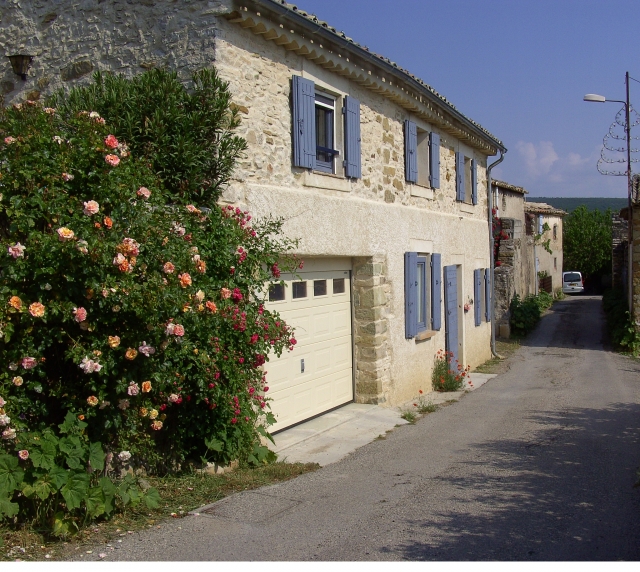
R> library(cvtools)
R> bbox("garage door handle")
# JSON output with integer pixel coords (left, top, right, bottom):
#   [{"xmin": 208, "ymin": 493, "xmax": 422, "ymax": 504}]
[{"xmin": 301, "ymin": 359, "xmax": 305, "ymax": 373}]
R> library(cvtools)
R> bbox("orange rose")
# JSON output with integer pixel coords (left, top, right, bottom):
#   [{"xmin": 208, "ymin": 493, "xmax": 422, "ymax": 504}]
[
  {"xmin": 139, "ymin": 407, "xmax": 148, "ymax": 417},
  {"xmin": 29, "ymin": 302, "xmax": 45, "ymax": 317},
  {"xmin": 206, "ymin": 301, "xmax": 217, "ymax": 313},
  {"xmin": 87, "ymin": 396, "xmax": 98, "ymax": 407},
  {"xmin": 108, "ymin": 336, "xmax": 120, "ymax": 348},
  {"xmin": 125, "ymin": 348, "xmax": 138, "ymax": 360},
  {"xmin": 178, "ymin": 273, "xmax": 192, "ymax": 288},
  {"xmin": 103, "ymin": 216, "xmax": 113, "ymax": 229},
  {"xmin": 141, "ymin": 380, "xmax": 152, "ymax": 393},
  {"xmin": 9, "ymin": 296, "xmax": 22, "ymax": 310}
]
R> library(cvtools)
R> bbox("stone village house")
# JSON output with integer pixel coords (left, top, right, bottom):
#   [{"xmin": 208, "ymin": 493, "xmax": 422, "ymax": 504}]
[
  {"xmin": 1, "ymin": 0, "xmax": 507, "ymax": 431},
  {"xmin": 492, "ymin": 180, "xmax": 565, "ymax": 338}
]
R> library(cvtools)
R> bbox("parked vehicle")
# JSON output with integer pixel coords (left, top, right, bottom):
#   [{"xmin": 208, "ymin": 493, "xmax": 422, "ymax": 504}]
[{"xmin": 562, "ymin": 271, "xmax": 584, "ymax": 294}]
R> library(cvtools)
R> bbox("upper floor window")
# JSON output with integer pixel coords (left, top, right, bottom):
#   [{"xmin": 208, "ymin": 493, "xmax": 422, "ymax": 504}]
[
  {"xmin": 292, "ymin": 75, "xmax": 361, "ymax": 178},
  {"xmin": 404, "ymin": 120, "xmax": 440, "ymax": 188},
  {"xmin": 456, "ymin": 152, "xmax": 477, "ymax": 205}
]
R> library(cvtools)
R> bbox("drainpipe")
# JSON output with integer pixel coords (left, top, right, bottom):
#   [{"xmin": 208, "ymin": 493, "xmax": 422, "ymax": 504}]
[{"xmin": 487, "ymin": 149, "xmax": 506, "ymax": 359}]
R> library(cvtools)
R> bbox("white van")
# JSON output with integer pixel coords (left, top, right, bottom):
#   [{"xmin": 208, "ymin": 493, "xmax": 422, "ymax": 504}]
[{"xmin": 562, "ymin": 271, "xmax": 584, "ymax": 294}]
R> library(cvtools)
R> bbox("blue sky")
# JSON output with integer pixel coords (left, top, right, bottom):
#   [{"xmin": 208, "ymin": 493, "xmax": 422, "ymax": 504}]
[{"xmin": 293, "ymin": 0, "xmax": 640, "ymax": 197}]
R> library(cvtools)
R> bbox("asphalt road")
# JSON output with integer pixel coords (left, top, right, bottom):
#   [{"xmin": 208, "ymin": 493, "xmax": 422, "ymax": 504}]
[{"xmin": 84, "ymin": 295, "xmax": 640, "ymax": 561}]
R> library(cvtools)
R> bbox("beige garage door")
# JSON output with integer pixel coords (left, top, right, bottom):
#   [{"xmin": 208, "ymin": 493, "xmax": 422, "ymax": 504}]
[{"xmin": 265, "ymin": 268, "xmax": 353, "ymax": 432}]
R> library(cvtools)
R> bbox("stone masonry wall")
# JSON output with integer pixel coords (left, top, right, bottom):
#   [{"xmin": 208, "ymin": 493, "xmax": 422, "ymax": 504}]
[{"xmin": 612, "ymin": 213, "xmax": 628, "ymax": 289}]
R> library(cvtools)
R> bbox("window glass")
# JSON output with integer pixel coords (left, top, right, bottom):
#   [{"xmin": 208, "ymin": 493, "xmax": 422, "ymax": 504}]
[
  {"xmin": 333, "ymin": 278, "xmax": 345, "ymax": 294},
  {"xmin": 269, "ymin": 283, "xmax": 285, "ymax": 302},
  {"xmin": 417, "ymin": 260, "xmax": 426, "ymax": 326},
  {"xmin": 315, "ymin": 93, "xmax": 335, "ymax": 173},
  {"xmin": 292, "ymin": 281, "xmax": 307, "ymax": 299},
  {"xmin": 314, "ymin": 280, "xmax": 327, "ymax": 297},
  {"xmin": 416, "ymin": 130, "xmax": 430, "ymax": 187}
]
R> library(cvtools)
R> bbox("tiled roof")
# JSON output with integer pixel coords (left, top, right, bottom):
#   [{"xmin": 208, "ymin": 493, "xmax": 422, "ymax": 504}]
[
  {"xmin": 257, "ymin": 0, "xmax": 505, "ymax": 151},
  {"xmin": 492, "ymin": 179, "xmax": 527, "ymax": 195},
  {"xmin": 524, "ymin": 202, "xmax": 567, "ymax": 217}
]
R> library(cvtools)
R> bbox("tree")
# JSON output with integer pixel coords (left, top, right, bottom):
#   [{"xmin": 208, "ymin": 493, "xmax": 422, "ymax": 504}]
[{"xmin": 562, "ymin": 205, "xmax": 612, "ymax": 278}]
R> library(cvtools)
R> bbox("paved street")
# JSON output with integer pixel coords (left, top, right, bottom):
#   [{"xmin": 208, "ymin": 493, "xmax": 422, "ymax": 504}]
[{"xmin": 83, "ymin": 295, "xmax": 640, "ymax": 561}]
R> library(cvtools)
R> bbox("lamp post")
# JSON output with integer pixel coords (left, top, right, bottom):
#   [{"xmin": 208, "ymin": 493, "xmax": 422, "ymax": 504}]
[{"xmin": 584, "ymin": 71, "xmax": 633, "ymax": 312}]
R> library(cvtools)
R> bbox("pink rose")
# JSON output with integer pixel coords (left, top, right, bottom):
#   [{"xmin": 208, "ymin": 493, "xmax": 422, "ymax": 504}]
[
  {"xmin": 18, "ymin": 450, "xmax": 29, "ymax": 460},
  {"xmin": 62, "ymin": 172, "xmax": 74, "ymax": 182},
  {"xmin": 57, "ymin": 227, "xmax": 75, "ymax": 241},
  {"xmin": 138, "ymin": 342, "xmax": 155, "ymax": 357},
  {"xmin": 104, "ymin": 134, "xmax": 119, "ymax": 149},
  {"xmin": 73, "ymin": 307, "xmax": 87, "ymax": 322},
  {"xmin": 4, "ymin": 136, "xmax": 16, "ymax": 145},
  {"xmin": 83, "ymin": 200, "xmax": 100, "ymax": 216},
  {"xmin": 8, "ymin": 243, "xmax": 25, "ymax": 258},
  {"xmin": 220, "ymin": 288, "xmax": 231, "ymax": 300},
  {"xmin": 173, "ymin": 324, "xmax": 185, "ymax": 337},
  {"xmin": 137, "ymin": 187, "xmax": 151, "ymax": 199},
  {"xmin": 105, "ymin": 154, "xmax": 120, "ymax": 167},
  {"xmin": 163, "ymin": 262, "xmax": 175, "ymax": 274},
  {"xmin": 21, "ymin": 357, "xmax": 37, "ymax": 370},
  {"xmin": 127, "ymin": 382, "xmax": 140, "ymax": 396},
  {"xmin": 178, "ymin": 273, "xmax": 192, "ymax": 288}
]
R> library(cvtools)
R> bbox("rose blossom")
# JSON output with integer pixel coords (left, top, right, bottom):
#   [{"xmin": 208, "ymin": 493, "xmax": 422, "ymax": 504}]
[
  {"xmin": 168, "ymin": 393, "xmax": 180, "ymax": 403},
  {"xmin": 0, "ymin": 414, "xmax": 10, "ymax": 426},
  {"xmin": 9, "ymin": 296, "xmax": 22, "ymax": 310},
  {"xmin": 57, "ymin": 227, "xmax": 75, "ymax": 241},
  {"xmin": 118, "ymin": 399, "xmax": 130, "ymax": 410},
  {"xmin": 220, "ymin": 288, "xmax": 231, "ymax": 300},
  {"xmin": 149, "ymin": 409, "xmax": 159, "ymax": 420},
  {"xmin": 104, "ymin": 134, "xmax": 119, "ymax": 149},
  {"xmin": 105, "ymin": 154, "xmax": 120, "ymax": 167},
  {"xmin": 163, "ymin": 262, "xmax": 175, "ymax": 274},
  {"xmin": 83, "ymin": 200, "xmax": 100, "ymax": 216},
  {"xmin": 195, "ymin": 290, "xmax": 205, "ymax": 302},
  {"xmin": 137, "ymin": 187, "xmax": 151, "ymax": 199},
  {"xmin": 73, "ymin": 307, "xmax": 87, "ymax": 322},
  {"xmin": 139, "ymin": 342, "xmax": 155, "ymax": 357},
  {"xmin": 2, "ymin": 428, "xmax": 16, "ymax": 440},
  {"xmin": 150, "ymin": 420, "xmax": 163, "ymax": 431},
  {"xmin": 206, "ymin": 301, "xmax": 217, "ymax": 313},
  {"xmin": 12, "ymin": 376, "xmax": 23, "ymax": 386},
  {"xmin": 125, "ymin": 348, "xmax": 138, "ymax": 360},
  {"xmin": 22, "ymin": 357, "xmax": 37, "ymax": 369},
  {"xmin": 139, "ymin": 407, "xmax": 148, "ymax": 417},
  {"xmin": 62, "ymin": 172, "xmax": 74, "ymax": 182},
  {"xmin": 29, "ymin": 302, "xmax": 45, "ymax": 317},
  {"xmin": 141, "ymin": 381, "xmax": 152, "ymax": 393},
  {"xmin": 103, "ymin": 216, "xmax": 113, "ymax": 229},
  {"xmin": 127, "ymin": 382, "xmax": 140, "ymax": 396},
  {"xmin": 8, "ymin": 242, "xmax": 25, "ymax": 258},
  {"xmin": 89, "ymin": 111, "xmax": 100, "ymax": 119},
  {"xmin": 53, "ymin": 136, "xmax": 64, "ymax": 144},
  {"xmin": 118, "ymin": 450, "xmax": 132, "ymax": 462},
  {"xmin": 4, "ymin": 136, "xmax": 16, "ymax": 145},
  {"xmin": 18, "ymin": 450, "xmax": 29, "ymax": 460},
  {"xmin": 76, "ymin": 240, "xmax": 89, "ymax": 254},
  {"xmin": 195, "ymin": 259, "xmax": 206, "ymax": 273},
  {"xmin": 87, "ymin": 395, "xmax": 99, "ymax": 406},
  {"xmin": 113, "ymin": 252, "xmax": 126, "ymax": 266},
  {"xmin": 171, "ymin": 222, "xmax": 186, "ymax": 236},
  {"xmin": 108, "ymin": 335, "xmax": 120, "ymax": 348},
  {"xmin": 178, "ymin": 273, "xmax": 192, "ymax": 288},
  {"xmin": 186, "ymin": 205, "xmax": 200, "ymax": 213},
  {"xmin": 173, "ymin": 324, "xmax": 185, "ymax": 337},
  {"xmin": 79, "ymin": 357, "xmax": 101, "ymax": 374}
]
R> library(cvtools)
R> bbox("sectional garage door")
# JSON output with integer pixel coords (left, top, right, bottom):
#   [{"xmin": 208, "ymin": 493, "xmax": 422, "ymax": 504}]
[{"xmin": 265, "ymin": 268, "xmax": 353, "ymax": 432}]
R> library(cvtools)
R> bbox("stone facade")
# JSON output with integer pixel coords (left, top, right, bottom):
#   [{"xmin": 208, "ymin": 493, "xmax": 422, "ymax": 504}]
[
  {"xmin": 612, "ymin": 213, "xmax": 628, "ymax": 289},
  {"xmin": 1, "ymin": 0, "xmax": 505, "ymax": 408}
]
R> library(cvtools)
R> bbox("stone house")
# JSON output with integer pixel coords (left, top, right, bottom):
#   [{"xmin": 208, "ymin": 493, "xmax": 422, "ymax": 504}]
[{"xmin": 1, "ymin": 0, "xmax": 506, "ymax": 431}]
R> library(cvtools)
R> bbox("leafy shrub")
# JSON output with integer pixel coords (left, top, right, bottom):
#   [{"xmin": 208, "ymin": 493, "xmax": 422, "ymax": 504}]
[
  {"xmin": 0, "ymin": 74, "xmax": 297, "ymax": 485},
  {"xmin": 535, "ymin": 290, "xmax": 554, "ymax": 312},
  {"xmin": 509, "ymin": 294, "xmax": 541, "ymax": 336},
  {"xmin": 602, "ymin": 288, "xmax": 640, "ymax": 355},
  {"xmin": 51, "ymin": 69, "xmax": 245, "ymax": 206},
  {"xmin": 0, "ymin": 413, "xmax": 157, "ymax": 535},
  {"xmin": 431, "ymin": 350, "xmax": 470, "ymax": 392}
]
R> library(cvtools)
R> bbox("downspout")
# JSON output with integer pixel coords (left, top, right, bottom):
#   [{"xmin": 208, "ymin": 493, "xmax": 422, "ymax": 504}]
[{"xmin": 487, "ymin": 149, "xmax": 506, "ymax": 359}]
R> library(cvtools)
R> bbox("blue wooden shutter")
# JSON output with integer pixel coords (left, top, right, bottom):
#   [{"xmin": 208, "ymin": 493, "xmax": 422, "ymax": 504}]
[
  {"xmin": 471, "ymin": 158, "xmax": 478, "ymax": 205},
  {"xmin": 456, "ymin": 152, "xmax": 465, "ymax": 201},
  {"xmin": 344, "ymin": 96, "xmax": 361, "ymax": 178},
  {"xmin": 292, "ymin": 75, "xmax": 316, "ymax": 169},
  {"xmin": 405, "ymin": 252, "xmax": 418, "ymax": 338},
  {"xmin": 429, "ymin": 132, "xmax": 440, "ymax": 188},
  {"xmin": 484, "ymin": 268, "xmax": 491, "ymax": 322},
  {"xmin": 404, "ymin": 120, "xmax": 418, "ymax": 183},
  {"xmin": 474, "ymin": 269, "xmax": 482, "ymax": 326},
  {"xmin": 444, "ymin": 265, "xmax": 459, "ymax": 364},
  {"xmin": 431, "ymin": 253, "xmax": 442, "ymax": 330}
]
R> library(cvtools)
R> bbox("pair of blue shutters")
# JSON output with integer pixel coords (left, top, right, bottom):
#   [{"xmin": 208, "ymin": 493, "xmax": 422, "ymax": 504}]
[
  {"xmin": 473, "ymin": 268, "xmax": 492, "ymax": 326},
  {"xmin": 292, "ymin": 75, "xmax": 361, "ymax": 178},
  {"xmin": 455, "ymin": 152, "xmax": 478, "ymax": 205},
  {"xmin": 405, "ymin": 252, "xmax": 441, "ymax": 338},
  {"xmin": 404, "ymin": 120, "xmax": 440, "ymax": 188}
]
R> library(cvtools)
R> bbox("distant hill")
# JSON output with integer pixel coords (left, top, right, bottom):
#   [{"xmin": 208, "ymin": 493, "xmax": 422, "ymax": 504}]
[{"xmin": 531, "ymin": 197, "xmax": 627, "ymax": 214}]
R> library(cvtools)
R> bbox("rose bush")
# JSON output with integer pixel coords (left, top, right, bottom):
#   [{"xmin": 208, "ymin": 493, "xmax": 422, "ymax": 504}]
[{"xmin": 0, "ymin": 71, "xmax": 297, "ymax": 504}]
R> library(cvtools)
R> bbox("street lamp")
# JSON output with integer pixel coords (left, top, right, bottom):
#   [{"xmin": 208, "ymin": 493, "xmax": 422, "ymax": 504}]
[{"xmin": 584, "ymin": 71, "xmax": 633, "ymax": 312}]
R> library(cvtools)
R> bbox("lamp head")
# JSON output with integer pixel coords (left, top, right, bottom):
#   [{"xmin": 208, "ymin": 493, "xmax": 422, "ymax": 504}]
[{"xmin": 583, "ymin": 93, "xmax": 606, "ymax": 103}]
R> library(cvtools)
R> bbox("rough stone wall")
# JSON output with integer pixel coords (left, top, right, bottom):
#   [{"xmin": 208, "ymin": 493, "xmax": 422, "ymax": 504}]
[
  {"xmin": 632, "ymin": 206, "xmax": 640, "ymax": 329},
  {"xmin": 0, "ymin": 0, "xmax": 234, "ymax": 105},
  {"xmin": 536, "ymin": 215, "xmax": 563, "ymax": 294},
  {"xmin": 612, "ymin": 213, "xmax": 628, "ymax": 289}
]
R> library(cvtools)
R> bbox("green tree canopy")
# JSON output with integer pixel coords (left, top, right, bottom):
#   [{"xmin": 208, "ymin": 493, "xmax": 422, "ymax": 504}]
[{"xmin": 562, "ymin": 205, "xmax": 612, "ymax": 278}]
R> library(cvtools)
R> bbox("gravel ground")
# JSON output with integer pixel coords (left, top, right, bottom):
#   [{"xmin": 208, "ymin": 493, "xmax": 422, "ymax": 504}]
[{"xmin": 74, "ymin": 295, "xmax": 640, "ymax": 561}]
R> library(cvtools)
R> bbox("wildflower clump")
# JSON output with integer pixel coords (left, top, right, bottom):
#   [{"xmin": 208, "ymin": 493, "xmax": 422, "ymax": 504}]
[
  {"xmin": 0, "ymin": 81, "xmax": 296, "ymax": 505},
  {"xmin": 431, "ymin": 350, "xmax": 470, "ymax": 392}
]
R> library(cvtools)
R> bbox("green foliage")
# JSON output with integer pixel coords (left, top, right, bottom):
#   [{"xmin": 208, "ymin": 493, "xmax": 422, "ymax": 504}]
[
  {"xmin": 50, "ymin": 69, "xmax": 247, "ymax": 206},
  {"xmin": 563, "ymin": 205, "xmax": 612, "ymax": 278},
  {"xmin": 535, "ymin": 197, "xmax": 627, "ymax": 214},
  {"xmin": 400, "ymin": 411, "xmax": 417, "ymax": 424},
  {"xmin": 0, "ymin": 70, "xmax": 298, "ymax": 486},
  {"xmin": 431, "ymin": 350, "xmax": 470, "ymax": 392},
  {"xmin": 602, "ymin": 288, "xmax": 640, "ymax": 355},
  {"xmin": 509, "ymin": 294, "xmax": 541, "ymax": 336},
  {"xmin": 0, "ymin": 413, "xmax": 155, "ymax": 535},
  {"xmin": 535, "ymin": 290, "xmax": 554, "ymax": 312},
  {"xmin": 535, "ymin": 222, "xmax": 553, "ymax": 255}
]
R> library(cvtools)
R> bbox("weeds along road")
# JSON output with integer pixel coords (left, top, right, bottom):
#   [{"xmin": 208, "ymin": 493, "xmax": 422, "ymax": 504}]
[{"xmin": 87, "ymin": 295, "xmax": 640, "ymax": 561}]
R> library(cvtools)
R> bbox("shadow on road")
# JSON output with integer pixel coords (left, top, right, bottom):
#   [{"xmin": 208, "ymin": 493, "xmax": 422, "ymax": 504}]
[{"xmin": 382, "ymin": 401, "xmax": 640, "ymax": 561}]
